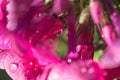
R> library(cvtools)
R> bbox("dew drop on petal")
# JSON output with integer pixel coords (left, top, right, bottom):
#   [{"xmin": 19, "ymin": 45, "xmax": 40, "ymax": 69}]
[
  {"xmin": 38, "ymin": 13, "xmax": 42, "ymax": 17},
  {"xmin": 86, "ymin": 60, "xmax": 92, "ymax": 65},
  {"xmin": 76, "ymin": 45, "xmax": 81, "ymax": 52},
  {"xmin": 81, "ymin": 67, "xmax": 87, "ymax": 73},
  {"xmin": 88, "ymin": 67, "xmax": 94, "ymax": 74},
  {"xmin": 101, "ymin": 34, "xmax": 104, "ymax": 38},
  {"xmin": 67, "ymin": 58, "xmax": 72, "ymax": 63},
  {"xmin": 4, "ymin": 39, "xmax": 9, "ymax": 45},
  {"xmin": 27, "ymin": 70, "xmax": 30, "ymax": 73},
  {"xmin": 9, "ymin": 63, "xmax": 18, "ymax": 73},
  {"xmin": 34, "ymin": 67, "xmax": 37, "ymax": 71},
  {"xmin": 55, "ymin": 29, "xmax": 63, "ymax": 36},
  {"xmin": 29, "ymin": 62, "xmax": 33, "ymax": 66},
  {"xmin": 9, "ymin": 55, "xmax": 14, "ymax": 59},
  {"xmin": 57, "ymin": 29, "xmax": 63, "ymax": 35},
  {"xmin": 3, "ymin": 54, "xmax": 6, "ymax": 57}
]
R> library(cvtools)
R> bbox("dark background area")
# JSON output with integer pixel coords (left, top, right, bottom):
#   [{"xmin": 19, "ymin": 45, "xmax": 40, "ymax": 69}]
[{"xmin": 0, "ymin": 69, "xmax": 12, "ymax": 80}]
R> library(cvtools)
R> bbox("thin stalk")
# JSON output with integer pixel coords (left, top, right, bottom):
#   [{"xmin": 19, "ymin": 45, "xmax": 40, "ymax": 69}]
[{"xmin": 66, "ymin": 11, "xmax": 77, "ymax": 61}]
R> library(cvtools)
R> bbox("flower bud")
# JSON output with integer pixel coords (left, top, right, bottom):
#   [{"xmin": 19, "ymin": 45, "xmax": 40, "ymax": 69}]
[{"xmin": 89, "ymin": 0, "xmax": 103, "ymax": 24}]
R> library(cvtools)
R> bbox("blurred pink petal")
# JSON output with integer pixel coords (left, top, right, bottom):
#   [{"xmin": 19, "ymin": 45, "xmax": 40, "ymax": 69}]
[{"xmin": 48, "ymin": 60, "xmax": 105, "ymax": 80}]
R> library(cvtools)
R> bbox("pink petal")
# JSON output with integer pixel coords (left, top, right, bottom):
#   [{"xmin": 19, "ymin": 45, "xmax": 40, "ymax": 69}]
[{"xmin": 48, "ymin": 60, "xmax": 105, "ymax": 80}]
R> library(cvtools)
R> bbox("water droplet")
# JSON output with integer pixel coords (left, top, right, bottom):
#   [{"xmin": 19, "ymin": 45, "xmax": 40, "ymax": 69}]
[
  {"xmin": 4, "ymin": 39, "xmax": 9, "ymax": 45},
  {"xmin": 101, "ymin": 34, "xmax": 104, "ymax": 38},
  {"xmin": 86, "ymin": 60, "xmax": 92, "ymax": 65},
  {"xmin": 27, "ymin": 70, "xmax": 30, "ymax": 73},
  {"xmin": 9, "ymin": 55, "xmax": 13, "ymax": 59},
  {"xmin": 55, "ymin": 29, "xmax": 63, "ymax": 36},
  {"xmin": 10, "ymin": 63, "xmax": 18, "ymax": 73},
  {"xmin": 67, "ymin": 58, "xmax": 72, "ymax": 63},
  {"xmin": 76, "ymin": 45, "xmax": 81, "ymax": 52},
  {"xmin": 3, "ymin": 54, "xmax": 6, "ymax": 57},
  {"xmin": 81, "ymin": 67, "xmax": 87, "ymax": 73},
  {"xmin": 58, "ymin": 13, "xmax": 64, "ymax": 17},
  {"xmin": 88, "ymin": 68, "xmax": 94, "ymax": 73},
  {"xmin": 36, "ymin": 30, "xmax": 39, "ymax": 33},
  {"xmin": 29, "ymin": 62, "xmax": 33, "ymax": 66},
  {"xmin": 34, "ymin": 67, "xmax": 37, "ymax": 71},
  {"xmin": 38, "ymin": 14, "xmax": 42, "ymax": 17}
]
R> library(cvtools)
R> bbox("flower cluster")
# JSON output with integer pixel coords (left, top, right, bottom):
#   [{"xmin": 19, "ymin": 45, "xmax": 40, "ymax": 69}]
[{"xmin": 0, "ymin": 0, "xmax": 120, "ymax": 80}]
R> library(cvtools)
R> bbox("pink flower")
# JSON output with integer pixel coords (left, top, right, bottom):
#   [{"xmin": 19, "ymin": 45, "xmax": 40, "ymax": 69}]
[{"xmin": 1, "ymin": 0, "xmax": 120, "ymax": 80}]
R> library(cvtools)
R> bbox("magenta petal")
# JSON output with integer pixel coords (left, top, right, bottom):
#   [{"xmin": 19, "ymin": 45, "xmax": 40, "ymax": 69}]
[
  {"xmin": 0, "ymin": 31, "xmax": 14, "ymax": 69},
  {"xmin": 33, "ymin": 46, "xmax": 60, "ymax": 66},
  {"xmin": 100, "ymin": 40, "xmax": 120, "ymax": 69},
  {"xmin": 89, "ymin": 0, "xmax": 103, "ymax": 24},
  {"xmin": 14, "ymin": 36, "xmax": 60, "ymax": 66},
  {"xmin": 103, "ymin": 0, "xmax": 120, "ymax": 37},
  {"xmin": 48, "ymin": 60, "xmax": 105, "ymax": 80},
  {"xmin": 3, "ymin": 51, "xmax": 42, "ymax": 80},
  {"xmin": 53, "ymin": 0, "xmax": 70, "ymax": 14},
  {"xmin": 6, "ymin": 0, "xmax": 33, "ymax": 31},
  {"xmin": 101, "ymin": 25, "xmax": 116, "ymax": 45},
  {"xmin": 105, "ymin": 67, "xmax": 120, "ymax": 80},
  {"xmin": 32, "ymin": 0, "xmax": 43, "ymax": 6},
  {"xmin": 30, "ymin": 15, "xmax": 63, "ymax": 45},
  {"xmin": 0, "ymin": 32, "xmax": 59, "ymax": 80},
  {"xmin": 0, "ymin": 6, "xmax": 4, "ymax": 20},
  {"xmin": 0, "ymin": 49, "xmax": 8, "ymax": 69},
  {"xmin": 0, "ymin": 29, "xmax": 16, "ymax": 50},
  {"xmin": 3, "ymin": 51, "xmax": 27, "ymax": 80}
]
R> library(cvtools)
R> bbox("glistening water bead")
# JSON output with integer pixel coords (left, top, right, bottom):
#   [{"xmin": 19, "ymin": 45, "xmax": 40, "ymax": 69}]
[{"xmin": 9, "ymin": 63, "xmax": 18, "ymax": 73}]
